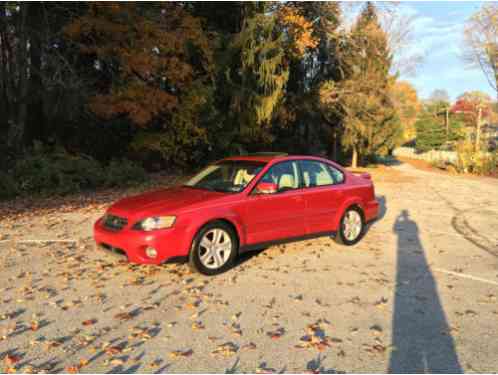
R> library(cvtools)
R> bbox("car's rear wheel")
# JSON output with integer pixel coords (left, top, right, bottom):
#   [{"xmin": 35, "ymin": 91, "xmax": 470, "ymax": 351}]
[
  {"xmin": 335, "ymin": 206, "xmax": 365, "ymax": 246},
  {"xmin": 189, "ymin": 221, "xmax": 238, "ymax": 275}
]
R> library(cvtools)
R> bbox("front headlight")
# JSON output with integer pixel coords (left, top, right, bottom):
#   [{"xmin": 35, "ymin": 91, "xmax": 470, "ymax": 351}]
[{"xmin": 133, "ymin": 216, "xmax": 176, "ymax": 231}]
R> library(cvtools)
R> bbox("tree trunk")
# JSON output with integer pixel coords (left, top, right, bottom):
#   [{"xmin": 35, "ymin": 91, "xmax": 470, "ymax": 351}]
[
  {"xmin": 304, "ymin": 121, "xmax": 310, "ymax": 153},
  {"xmin": 25, "ymin": 4, "xmax": 45, "ymax": 145},
  {"xmin": 332, "ymin": 128, "xmax": 338, "ymax": 161},
  {"xmin": 351, "ymin": 146, "xmax": 358, "ymax": 169},
  {"xmin": 7, "ymin": 4, "xmax": 29, "ymax": 152},
  {"xmin": 0, "ymin": 3, "xmax": 10, "ymax": 137}
]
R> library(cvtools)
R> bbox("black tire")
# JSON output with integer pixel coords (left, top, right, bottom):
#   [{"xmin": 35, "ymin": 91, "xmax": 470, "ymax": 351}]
[
  {"xmin": 188, "ymin": 221, "xmax": 238, "ymax": 275},
  {"xmin": 335, "ymin": 206, "xmax": 365, "ymax": 246}
]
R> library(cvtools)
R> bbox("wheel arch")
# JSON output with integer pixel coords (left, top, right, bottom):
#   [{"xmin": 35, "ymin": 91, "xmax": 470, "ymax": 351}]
[
  {"xmin": 189, "ymin": 216, "xmax": 243, "ymax": 254},
  {"xmin": 334, "ymin": 197, "xmax": 365, "ymax": 229}
]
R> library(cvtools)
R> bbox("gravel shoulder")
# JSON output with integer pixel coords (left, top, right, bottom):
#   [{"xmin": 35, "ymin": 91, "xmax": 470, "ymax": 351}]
[{"xmin": 1, "ymin": 162, "xmax": 498, "ymax": 373}]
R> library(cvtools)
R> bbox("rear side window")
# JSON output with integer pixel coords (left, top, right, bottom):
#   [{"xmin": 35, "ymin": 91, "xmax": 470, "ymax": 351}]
[
  {"xmin": 300, "ymin": 160, "xmax": 334, "ymax": 187},
  {"xmin": 299, "ymin": 160, "xmax": 344, "ymax": 187},
  {"xmin": 327, "ymin": 165, "xmax": 345, "ymax": 184}
]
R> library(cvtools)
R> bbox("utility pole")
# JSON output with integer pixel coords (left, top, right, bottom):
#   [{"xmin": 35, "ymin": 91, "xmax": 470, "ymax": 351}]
[
  {"xmin": 445, "ymin": 107, "xmax": 449, "ymax": 142},
  {"xmin": 476, "ymin": 106, "xmax": 482, "ymax": 151}
]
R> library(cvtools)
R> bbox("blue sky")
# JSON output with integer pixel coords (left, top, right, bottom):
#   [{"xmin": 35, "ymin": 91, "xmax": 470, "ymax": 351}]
[{"xmin": 395, "ymin": 1, "xmax": 495, "ymax": 101}]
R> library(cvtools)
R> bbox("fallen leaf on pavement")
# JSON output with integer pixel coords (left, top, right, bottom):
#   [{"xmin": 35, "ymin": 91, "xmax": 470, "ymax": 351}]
[
  {"xmin": 4, "ymin": 354, "xmax": 21, "ymax": 365},
  {"xmin": 82, "ymin": 319, "xmax": 97, "ymax": 326},
  {"xmin": 105, "ymin": 346, "xmax": 123, "ymax": 356},
  {"xmin": 30, "ymin": 321, "xmax": 39, "ymax": 331},
  {"xmin": 267, "ymin": 327, "xmax": 285, "ymax": 340},
  {"xmin": 114, "ymin": 312, "xmax": 133, "ymax": 321},
  {"xmin": 169, "ymin": 349, "xmax": 193, "ymax": 359},
  {"xmin": 191, "ymin": 321, "xmax": 205, "ymax": 331},
  {"xmin": 65, "ymin": 366, "xmax": 80, "ymax": 373},
  {"xmin": 211, "ymin": 342, "xmax": 238, "ymax": 357},
  {"xmin": 241, "ymin": 342, "xmax": 257, "ymax": 351}
]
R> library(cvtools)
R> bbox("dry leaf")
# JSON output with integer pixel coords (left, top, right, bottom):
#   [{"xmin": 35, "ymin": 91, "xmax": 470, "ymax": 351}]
[
  {"xmin": 211, "ymin": 342, "xmax": 238, "ymax": 357},
  {"xmin": 169, "ymin": 349, "xmax": 193, "ymax": 358},
  {"xmin": 82, "ymin": 319, "xmax": 97, "ymax": 326},
  {"xmin": 30, "ymin": 321, "xmax": 39, "ymax": 331},
  {"xmin": 114, "ymin": 312, "xmax": 133, "ymax": 321},
  {"xmin": 65, "ymin": 366, "xmax": 80, "ymax": 373},
  {"xmin": 267, "ymin": 327, "xmax": 285, "ymax": 340},
  {"xmin": 4, "ymin": 354, "xmax": 21, "ymax": 365},
  {"xmin": 241, "ymin": 342, "xmax": 257, "ymax": 351},
  {"xmin": 191, "ymin": 321, "xmax": 205, "ymax": 331},
  {"xmin": 110, "ymin": 358, "xmax": 125, "ymax": 366},
  {"xmin": 105, "ymin": 346, "xmax": 123, "ymax": 356}
]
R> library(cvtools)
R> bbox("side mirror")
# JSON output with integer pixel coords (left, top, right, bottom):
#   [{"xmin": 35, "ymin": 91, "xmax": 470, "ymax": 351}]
[{"xmin": 254, "ymin": 182, "xmax": 278, "ymax": 195}]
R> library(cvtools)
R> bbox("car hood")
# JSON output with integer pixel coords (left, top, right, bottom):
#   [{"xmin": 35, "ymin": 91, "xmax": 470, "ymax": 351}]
[{"xmin": 107, "ymin": 186, "xmax": 227, "ymax": 218}]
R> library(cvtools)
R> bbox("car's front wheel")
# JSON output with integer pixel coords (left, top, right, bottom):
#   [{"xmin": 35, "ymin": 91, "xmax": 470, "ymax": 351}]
[
  {"xmin": 335, "ymin": 206, "xmax": 365, "ymax": 246},
  {"xmin": 189, "ymin": 221, "xmax": 238, "ymax": 275}
]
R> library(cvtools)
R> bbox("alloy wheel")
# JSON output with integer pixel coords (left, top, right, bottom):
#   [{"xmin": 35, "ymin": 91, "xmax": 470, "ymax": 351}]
[
  {"xmin": 343, "ymin": 210, "xmax": 362, "ymax": 241},
  {"xmin": 198, "ymin": 228, "xmax": 232, "ymax": 269}
]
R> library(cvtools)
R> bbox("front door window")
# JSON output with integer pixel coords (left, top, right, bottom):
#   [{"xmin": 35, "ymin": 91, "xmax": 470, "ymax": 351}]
[{"xmin": 259, "ymin": 161, "xmax": 301, "ymax": 193}]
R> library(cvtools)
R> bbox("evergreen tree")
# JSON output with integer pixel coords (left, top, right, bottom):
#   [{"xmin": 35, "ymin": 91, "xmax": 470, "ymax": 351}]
[
  {"xmin": 415, "ymin": 112, "xmax": 446, "ymax": 153},
  {"xmin": 415, "ymin": 103, "xmax": 465, "ymax": 152}
]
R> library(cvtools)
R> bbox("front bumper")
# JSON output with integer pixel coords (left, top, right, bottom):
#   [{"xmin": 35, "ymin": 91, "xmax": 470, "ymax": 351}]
[{"xmin": 93, "ymin": 218, "xmax": 191, "ymax": 264}]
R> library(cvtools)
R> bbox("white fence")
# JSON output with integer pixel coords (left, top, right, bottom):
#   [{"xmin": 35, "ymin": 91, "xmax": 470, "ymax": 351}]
[{"xmin": 393, "ymin": 147, "xmax": 457, "ymax": 164}]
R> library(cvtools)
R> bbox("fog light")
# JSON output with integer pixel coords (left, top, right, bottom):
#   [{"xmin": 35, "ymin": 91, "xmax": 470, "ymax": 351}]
[{"xmin": 145, "ymin": 247, "xmax": 157, "ymax": 259}]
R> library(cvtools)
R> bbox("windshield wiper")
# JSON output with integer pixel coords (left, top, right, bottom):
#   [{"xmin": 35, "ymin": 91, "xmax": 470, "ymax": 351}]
[
  {"xmin": 211, "ymin": 188, "xmax": 230, "ymax": 193},
  {"xmin": 182, "ymin": 185, "xmax": 213, "ymax": 191},
  {"xmin": 183, "ymin": 184, "xmax": 235, "ymax": 194}
]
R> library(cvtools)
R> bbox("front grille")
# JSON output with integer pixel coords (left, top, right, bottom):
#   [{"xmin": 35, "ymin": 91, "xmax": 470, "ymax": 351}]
[
  {"xmin": 99, "ymin": 243, "xmax": 128, "ymax": 259},
  {"xmin": 103, "ymin": 214, "xmax": 128, "ymax": 231}
]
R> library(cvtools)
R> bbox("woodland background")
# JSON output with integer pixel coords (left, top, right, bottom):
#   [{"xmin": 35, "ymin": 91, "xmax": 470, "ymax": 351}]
[{"xmin": 1, "ymin": 2, "xmax": 497, "ymax": 198}]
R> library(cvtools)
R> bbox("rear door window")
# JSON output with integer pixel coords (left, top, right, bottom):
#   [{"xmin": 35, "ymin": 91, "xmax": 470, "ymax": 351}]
[{"xmin": 299, "ymin": 160, "xmax": 338, "ymax": 187}]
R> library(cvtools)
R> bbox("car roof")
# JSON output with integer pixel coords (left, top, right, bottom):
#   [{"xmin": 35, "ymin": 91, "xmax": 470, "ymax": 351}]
[
  {"xmin": 222, "ymin": 154, "xmax": 333, "ymax": 164},
  {"xmin": 223, "ymin": 155, "xmax": 281, "ymax": 163}
]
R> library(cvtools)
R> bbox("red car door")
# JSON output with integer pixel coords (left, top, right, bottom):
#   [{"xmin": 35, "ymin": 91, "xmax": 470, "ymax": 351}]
[
  {"xmin": 298, "ymin": 160, "xmax": 346, "ymax": 234},
  {"xmin": 243, "ymin": 160, "xmax": 307, "ymax": 245}
]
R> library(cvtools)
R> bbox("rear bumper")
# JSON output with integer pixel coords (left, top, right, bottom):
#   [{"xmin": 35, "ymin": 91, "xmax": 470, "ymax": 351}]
[
  {"xmin": 364, "ymin": 199, "xmax": 380, "ymax": 222},
  {"xmin": 93, "ymin": 218, "xmax": 191, "ymax": 264}
]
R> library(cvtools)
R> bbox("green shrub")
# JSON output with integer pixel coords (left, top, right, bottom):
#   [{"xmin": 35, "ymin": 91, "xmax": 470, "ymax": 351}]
[
  {"xmin": 1, "ymin": 145, "xmax": 148, "ymax": 200},
  {"xmin": 105, "ymin": 159, "xmax": 147, "ymax": 187},
  {"xmin": 0, "ymin": 171, "xmax": 18, "ymax": 199},
  {"xmin": 13, "ymin": 151, "xmax": 106, "ymax": 195}
]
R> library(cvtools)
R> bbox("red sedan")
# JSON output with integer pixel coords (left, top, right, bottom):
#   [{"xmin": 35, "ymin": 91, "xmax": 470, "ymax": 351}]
[{"xmin": 94, "ymin": 153, "xmax": 379, "ymax": 275}]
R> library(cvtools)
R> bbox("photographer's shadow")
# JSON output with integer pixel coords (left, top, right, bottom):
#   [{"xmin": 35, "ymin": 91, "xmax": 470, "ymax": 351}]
[{"xmin": 389, "ymin": 210, "xmax": 462, "ymax": 373}]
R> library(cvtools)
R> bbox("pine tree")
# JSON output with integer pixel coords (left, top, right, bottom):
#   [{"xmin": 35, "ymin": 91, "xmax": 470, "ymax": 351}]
[
  {"xmin": 415, "ymin": 112, "xmax": 446, "ymax": 153},
  {"xmin": 223, "ymin": 8, "xmax": 289, "ymax": 148},
  {"xmin": 415, "ymin": 102, "xmax": 465, "ymax": 152}
]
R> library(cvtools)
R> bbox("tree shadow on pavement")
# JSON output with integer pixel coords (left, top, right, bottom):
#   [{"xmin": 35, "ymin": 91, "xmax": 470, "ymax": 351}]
[
  {"xmin": 306, "ymin": 354, "xmax": 342, "ymax": 373},
  {"xmin": 389, "ymin": 210, "xmax": 462, "ymax": 373}
]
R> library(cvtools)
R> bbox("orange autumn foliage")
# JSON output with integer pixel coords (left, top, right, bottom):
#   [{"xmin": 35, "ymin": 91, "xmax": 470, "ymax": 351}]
[
  {"xmin": 65, "ymin": 3, "xmax": 213, "ymax": 126},
  {"xmin": 277, "ymin": 6, "xmax": 318, "ymax": 58}
]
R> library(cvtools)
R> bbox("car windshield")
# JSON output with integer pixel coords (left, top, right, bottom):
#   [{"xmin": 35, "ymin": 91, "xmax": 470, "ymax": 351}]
[{"xmin": 183, "ymin": 160, "xmax": 265, "ymax": 193}]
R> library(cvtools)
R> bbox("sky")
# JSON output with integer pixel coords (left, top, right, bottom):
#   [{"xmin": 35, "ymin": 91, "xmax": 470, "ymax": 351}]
[{"xmin": 394, "ymin": 1, "xmax": 495, "ymax": 102}]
